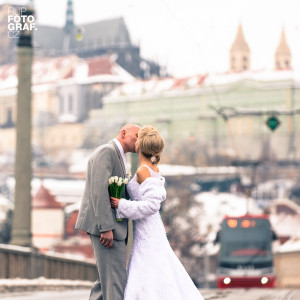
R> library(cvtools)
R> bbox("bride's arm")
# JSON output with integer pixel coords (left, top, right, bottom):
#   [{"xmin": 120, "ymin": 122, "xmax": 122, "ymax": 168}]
[{"xmin": 114, "ymin": 177, "xmax": 166, "ymax": 220}]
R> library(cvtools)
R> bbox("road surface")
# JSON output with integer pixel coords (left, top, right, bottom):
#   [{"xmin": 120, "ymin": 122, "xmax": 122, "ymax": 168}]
[
  {"xmin": 0, "ymin": 290, "xmax": 89, "ymax": 300},
  {"xmin": 1, "ymin": 288, "xmax": 300, "ymax": 299}
]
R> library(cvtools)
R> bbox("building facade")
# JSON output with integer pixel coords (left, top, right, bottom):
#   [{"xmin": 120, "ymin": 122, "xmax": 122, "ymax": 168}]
[
  {"xmin": 89, "ymin": 24, "xmax": 299, "ymax": 162},
  {"xmin": 0, "ymin": 54, "xmax": 134, "ymax": 154},
  {"xmin": 94, "ymin": 71, "xmax": 300, "ymax": 161}
]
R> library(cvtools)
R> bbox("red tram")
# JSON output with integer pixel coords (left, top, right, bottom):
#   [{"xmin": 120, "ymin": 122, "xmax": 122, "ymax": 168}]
[{"xmin": 216, "ymin": 215, "xmax": 276, "ymax": 288}]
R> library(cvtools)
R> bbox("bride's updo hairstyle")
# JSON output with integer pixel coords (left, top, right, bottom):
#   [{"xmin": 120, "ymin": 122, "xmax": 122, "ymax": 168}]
[{"xmin": 137, "ymin": 125, "xmax": 165, "ymax": 165}]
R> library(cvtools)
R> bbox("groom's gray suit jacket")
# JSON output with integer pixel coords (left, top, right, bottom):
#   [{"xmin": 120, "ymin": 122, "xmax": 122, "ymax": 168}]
[{"xmin": 75, "ymin": 140, "xmax": 128, "ymax": 240}]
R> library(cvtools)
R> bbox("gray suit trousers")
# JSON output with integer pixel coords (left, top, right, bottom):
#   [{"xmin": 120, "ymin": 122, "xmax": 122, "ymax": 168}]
[{"xmin": 89, "ymin": 234, "xmax": 127, "ymax": 300}]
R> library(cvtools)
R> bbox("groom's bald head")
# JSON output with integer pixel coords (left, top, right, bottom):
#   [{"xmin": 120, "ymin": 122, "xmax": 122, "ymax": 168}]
[
  {"xmin": 117, "ymin": 123, "xmax": 141, "ymax": 153},
  {"xmin": 119, "ymin": 124, "xmax": 140, "ymax": 133}
]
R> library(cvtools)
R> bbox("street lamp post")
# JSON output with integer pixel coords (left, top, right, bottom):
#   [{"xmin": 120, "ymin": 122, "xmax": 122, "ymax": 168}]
[{"xmin": 10, "ymin": 6, "xmax": 34, "ymax": 247}]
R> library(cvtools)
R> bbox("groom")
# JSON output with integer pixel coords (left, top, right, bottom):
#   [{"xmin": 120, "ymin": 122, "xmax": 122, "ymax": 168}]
[{"xmin": 75, "ymin": 123, "xmax": 141, "ymax": 300}]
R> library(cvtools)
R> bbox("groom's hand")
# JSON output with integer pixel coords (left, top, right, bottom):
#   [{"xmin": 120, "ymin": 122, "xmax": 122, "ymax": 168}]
[{"xmin": 100, "ymin": 230, "xmax": 113, "ymax": 248}]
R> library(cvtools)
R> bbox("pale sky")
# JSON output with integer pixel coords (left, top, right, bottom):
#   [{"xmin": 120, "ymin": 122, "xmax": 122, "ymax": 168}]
[{"xmin": 5, "ymin": 0, "xmax": 300, "ymax": 76}]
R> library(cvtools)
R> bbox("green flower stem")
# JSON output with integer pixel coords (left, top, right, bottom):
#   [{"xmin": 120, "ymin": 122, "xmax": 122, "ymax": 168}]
[{"xmin": 109, "ymin": 182, "xmax": 125, "ymax": 222}]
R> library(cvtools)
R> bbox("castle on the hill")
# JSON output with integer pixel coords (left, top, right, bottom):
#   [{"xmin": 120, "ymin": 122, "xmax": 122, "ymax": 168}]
[{"xmin": 0, "ymin": 0, "xmax": 165, "ymax": 79}]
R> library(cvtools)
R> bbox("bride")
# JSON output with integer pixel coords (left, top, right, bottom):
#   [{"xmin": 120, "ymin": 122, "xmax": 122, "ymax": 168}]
[{"xmin": 110, "ymin": 125, "xmax": 204, "ymax": 300}]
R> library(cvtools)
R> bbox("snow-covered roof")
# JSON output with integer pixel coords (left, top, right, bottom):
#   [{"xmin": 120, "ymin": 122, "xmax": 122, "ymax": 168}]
[
  {"xmin": 58, "ymin": 114, "xmax": 78, "ymax": 123},
  {"xmin": 270, "ymin": 214, "xmax": 300, "ymax": 238},
  {"xmin": 159, "ymin": 164, "xmax": 237, "ymax": 177},
  {"xmin": 32, "ymin": 185, "xmax": 63, "ymax": 209},
  {"xmin": 192, "ymin": 192, "xmax": 262, "ymax": 237},
  {"xmin": 6, "ymin": 177, "xmax": 85, "ymax": 205},
  {"xmin": 195, "ymin": 192, "xmax": 262, "ymax": 218},
  {"xmin": 0, "ymin": 194, "xmax": 13, "ymax": 209},
  {"xmin": 104, "ymin": 69, "xmax": 300, "ymax": 101},
  {"xmin": 69, "ymin": 161, "xmax": 237, "ymax": 177},
  {"xmin": 65, "ymin": 201, "xmax": 81, "ymax": 215},
  {"xmin": 0, "ymin": 54, "xmax": 134, "ymax": 92},
  {"xmin": 277, "ymin": 237, "xmax": 300, "ymax": 253}
]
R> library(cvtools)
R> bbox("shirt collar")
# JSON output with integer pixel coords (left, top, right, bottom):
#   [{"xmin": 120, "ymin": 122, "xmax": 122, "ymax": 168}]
[{"xmin": 113, "ymin": 138, "xmax": 126, "ymax": 162}]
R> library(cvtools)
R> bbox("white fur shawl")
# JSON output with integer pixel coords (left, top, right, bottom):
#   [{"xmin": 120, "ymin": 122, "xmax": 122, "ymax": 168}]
[{"xmin": 117, "ymin": 177, "xmax": 166, "ymax": 220}]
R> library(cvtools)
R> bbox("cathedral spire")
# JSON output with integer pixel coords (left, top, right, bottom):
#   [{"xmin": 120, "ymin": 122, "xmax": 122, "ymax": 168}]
[
  {"xmin": 275, "ymin": 28, "xmax": 292, "ymax": 70},
  {"xmin": 229, "ymin": 23, "xmax": 251, "ymax": 72},
  {"xmin": 65, "ymin": 0, "xmax": 74, "ymax": 34},
  {"xmin": 63, "ymin": 0, "xmax": 75, "ymax": 52}
]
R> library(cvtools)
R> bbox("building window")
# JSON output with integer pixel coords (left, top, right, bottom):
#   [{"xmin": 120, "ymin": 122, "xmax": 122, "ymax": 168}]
[
  {"xmin": 7, "ymin": 108, "xmax": 12, "ymax": 123},
  {"xmin": 4, "ymin": 108, "xmax": 14, "ymax": 128},
  {"xmin": 106, "ymin": 36, "xmax": 111, "ymax": 45},
  {"xmin": 59, "ymin": 97, "xmax": 64, "ymax": 113},
  {"xmin": 231, "ymin": 57, "xmax": 235, "ymax": 70},
  {"xmin": 277, "ymin": 61, "xmax": 280, "ymax": 68},
  {"xmin": 243, "ymin": 56, "xmax": 247, "ymax": 62},
  {"xmin": 69, "ymin": 95, "xmax": 73, "ymax": 112},
  {"xmin": 125, "ymin": 53, "xmax": 132, "ymax": 62},
  {"xmin": 285, "ymin": 60, "xmax": 290, "ymax": 68},
  {"xmin": 93, "ymin": 91, "xmax": 103, "ymax": 109}
]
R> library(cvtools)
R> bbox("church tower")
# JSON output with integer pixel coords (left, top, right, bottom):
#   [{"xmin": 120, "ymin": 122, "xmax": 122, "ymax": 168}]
[
  {"xmin": 230, "ymin": 24, "xmax": 251, "ymax": 72},
  {"xmin": 65, "ymin": 0, "xmax": 74, "ymax": 34},
  {"xmin": 275, "ymin": 28, "xmax": 292, "ymax": 70},
  {"xmin": 63, "ymin": 0, "xmax": 75, "ymax": 52}
]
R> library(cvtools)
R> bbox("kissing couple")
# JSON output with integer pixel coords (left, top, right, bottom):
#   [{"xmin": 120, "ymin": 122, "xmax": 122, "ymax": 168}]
[{"xmin": 76, "ymin": 124, "xmax": 204, "ymax": 300}]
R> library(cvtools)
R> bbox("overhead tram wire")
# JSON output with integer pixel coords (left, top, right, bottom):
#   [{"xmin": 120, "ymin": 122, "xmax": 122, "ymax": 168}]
[{"xmin": 159, "ymin": 1, "xmax": 300, "ymax": 210}]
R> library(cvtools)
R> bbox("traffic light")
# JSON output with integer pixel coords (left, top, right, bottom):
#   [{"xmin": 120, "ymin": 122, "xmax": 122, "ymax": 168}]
[
  {"xmin": 266, "ymin": 115, "xmax": 280, "ymax": 131},
  {"xmin": 76, "ymin": 27, "xmax": 83, "ymax": 41}
]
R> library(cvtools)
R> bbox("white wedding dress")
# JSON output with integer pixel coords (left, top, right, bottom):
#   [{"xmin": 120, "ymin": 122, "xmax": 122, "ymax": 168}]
[{"xmin": 116, "ymin": 165, "xmax": 204, "ymax": 300}]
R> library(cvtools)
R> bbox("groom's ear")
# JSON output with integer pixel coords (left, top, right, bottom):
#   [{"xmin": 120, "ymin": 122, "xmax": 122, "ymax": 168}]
[{"xmin": 120, "ymin": 129, "xmax": 126, "ymax": 138}]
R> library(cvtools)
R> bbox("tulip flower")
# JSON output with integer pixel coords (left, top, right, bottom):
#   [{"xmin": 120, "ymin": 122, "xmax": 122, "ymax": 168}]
[{"xmin": 108, "ymin": 176, "xmax": 130, "ymax": 221}]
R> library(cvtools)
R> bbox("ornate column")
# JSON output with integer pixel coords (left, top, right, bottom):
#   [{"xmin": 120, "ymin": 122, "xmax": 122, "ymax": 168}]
[{"xmin": 10, "ymin": 6, "xmax": 34, "ymax": 247}]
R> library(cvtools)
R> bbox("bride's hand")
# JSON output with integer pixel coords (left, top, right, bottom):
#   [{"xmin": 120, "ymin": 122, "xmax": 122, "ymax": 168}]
[{"xmin": 110, "ymin": 197, "xmax": 120, "ymax": 208}]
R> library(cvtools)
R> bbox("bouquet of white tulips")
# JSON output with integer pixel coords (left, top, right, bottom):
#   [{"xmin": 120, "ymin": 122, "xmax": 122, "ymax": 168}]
[{"xmin": 108, "ymin": 176, "xmax": 129, "ymax": 221}]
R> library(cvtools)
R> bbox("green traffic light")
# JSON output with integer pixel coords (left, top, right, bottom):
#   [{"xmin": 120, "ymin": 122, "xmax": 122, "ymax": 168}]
[{"xmin": 266, "ymin": 115, "xmax": 280, "ymax": 131}]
